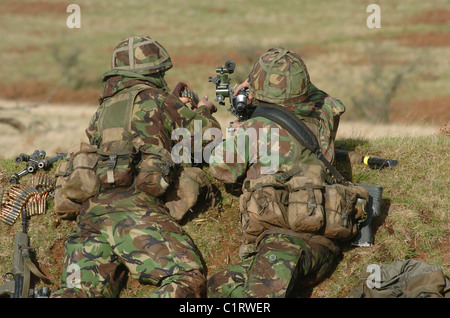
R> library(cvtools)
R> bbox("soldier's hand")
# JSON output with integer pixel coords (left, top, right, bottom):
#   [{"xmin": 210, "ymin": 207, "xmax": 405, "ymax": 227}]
[
  {"xmin": 231, "ymin": 120, "xmax": 244, "ymax": 129},
  {"xmin": 196, "ymin": 96, "xmax": 217, "ymax": 113},
  {"xmin": 172, "ymin": 82, "xmax": 200, "ymax": 108},
  {"xmin": 173, "ymin": 81, "xmax": 188, "ymax": 98},
  {"xmin": 179, "ymin": 96, "xmax": 191, "ymax": 104},
  {"xmin": 233, "ymin": 79, "xmax": 249, "ymax": 96},
  {"xmin": 233, "ymin": 78, "xmax": 253, "ymax": 101}
]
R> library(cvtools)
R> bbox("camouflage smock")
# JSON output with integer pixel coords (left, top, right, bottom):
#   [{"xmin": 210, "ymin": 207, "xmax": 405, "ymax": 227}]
[
  {"xmin": 51, "ymin": 70, "xmax": 220, "ymax": 298},
  {"xmin": 207, "ymin": 83, "xmax": 344, "ymax": 298},
  {"xmin": 210, "ymin": 83, "xmax": 345, "ymax": 183}
]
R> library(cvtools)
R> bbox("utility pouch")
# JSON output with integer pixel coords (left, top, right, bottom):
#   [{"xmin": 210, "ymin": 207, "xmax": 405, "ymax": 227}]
[
  {"xmin": 54, "ymin": 161, "xmax": 81, "ymax": 220},
  {"xmin": 54, "ymin": 142, "xmax": 100, "ymax": 220},
  {"xmin": 96, "ymin": 141, "xmax": 136, "ymax": 189},
  {"xmin": 322, "ymin": 183, "xmax": 368, "ymax": 241},
  {"xmin": 285, "ymin": 164, "xmax": 325, "ymax": 233},
  {"xmin": 135, "ymin": 148, "xmax": 173, "ymax": 197},
  {"xmin": 240, "ymin": 175, "xmax": 289, "ymax": 244},
  {"xmin": 164, "ymin": 166, "xmax": 213, "ymax": 222},
  {"xmin": 95, "ymin": 84, "xmax": 150, "ymax": 190}
]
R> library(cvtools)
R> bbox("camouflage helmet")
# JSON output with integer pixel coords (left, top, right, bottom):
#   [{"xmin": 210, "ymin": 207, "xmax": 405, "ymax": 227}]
[
  {"xmin": 248, "ymin": 48, "xmax": 310, "ymax": 106},
  {"xmin": 111, "ymin": 35, "xmax": 173, "ymax": 75}
]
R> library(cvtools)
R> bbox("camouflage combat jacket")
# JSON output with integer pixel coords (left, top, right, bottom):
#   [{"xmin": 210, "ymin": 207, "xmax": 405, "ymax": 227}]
[
  {"xmin": 84, "ymin": 69, "xmax": 221, "ymax": 214},
  {"xmin": 210, "ymin": 83, "xmax": 345, "ymax": 183}
]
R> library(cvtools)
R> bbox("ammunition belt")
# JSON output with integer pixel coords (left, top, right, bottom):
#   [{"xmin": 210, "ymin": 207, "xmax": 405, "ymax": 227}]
[{"xmin": 0, "ymin": 171, "xmax": 54, "ymax": 225}]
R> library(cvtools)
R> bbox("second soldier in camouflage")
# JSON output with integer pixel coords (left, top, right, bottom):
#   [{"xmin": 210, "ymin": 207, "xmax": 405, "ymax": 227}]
[{"xmin": 208, "ymin": 48, "xmax": 344, "ymax": 298}]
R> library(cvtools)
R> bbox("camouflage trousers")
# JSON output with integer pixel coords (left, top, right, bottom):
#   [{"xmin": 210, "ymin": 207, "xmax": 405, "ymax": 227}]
[
  {"xmin": 51, "ymin": 192, "xmax": 206, "ymax": 298},
  {"xmin": 207, "ymin": 229, "xmax": 339, "ymax": 298}
]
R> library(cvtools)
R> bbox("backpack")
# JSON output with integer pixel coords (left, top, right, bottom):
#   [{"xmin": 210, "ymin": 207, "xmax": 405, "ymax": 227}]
[
  {"xmin": 347, "ymin": 260, "xmax": 450, "ymax": 298},
  {"xmin": 93, "ymin": 83, "xmax": 174, "ymax": 195},
  {"xmin": 94, "ymin": 84, "xmax": 150, "ymax": 189},
  {"xmin": 240, "ymin": 163, "xmax": 369, "ymax": 244}
]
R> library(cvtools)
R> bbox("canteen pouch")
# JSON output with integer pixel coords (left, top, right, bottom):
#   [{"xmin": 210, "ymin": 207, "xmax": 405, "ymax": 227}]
[
  {"xmin": 96, "ymin": 140, "xmax": 136, "ymax": 189},
  {"xmin": 322, "ymin": 183, "xmax": 368, "ymax": 241}
]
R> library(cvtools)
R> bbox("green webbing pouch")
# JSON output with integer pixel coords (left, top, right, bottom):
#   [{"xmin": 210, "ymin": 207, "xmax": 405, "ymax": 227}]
[{"xmin": 95, "ymin": 84, "xmax": 149, "ymax": 189}]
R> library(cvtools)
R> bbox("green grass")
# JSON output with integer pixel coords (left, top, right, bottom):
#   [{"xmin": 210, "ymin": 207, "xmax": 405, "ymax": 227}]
[
  {"xmin": 318, "ymin": 135, "xmax": 449, "ymax": 297},
  {"xmin": 0, "ymin": 0, "xmax": 449, "ymax": 298},
  {"xmin": 0, "ymin": 135, "xmax": 448, "ymax": 297}
]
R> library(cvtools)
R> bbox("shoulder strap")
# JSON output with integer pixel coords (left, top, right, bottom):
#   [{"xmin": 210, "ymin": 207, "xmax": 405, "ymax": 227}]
[{"xmin": 251, "ymin": 101, "xmax": 348, "ymax": 184}]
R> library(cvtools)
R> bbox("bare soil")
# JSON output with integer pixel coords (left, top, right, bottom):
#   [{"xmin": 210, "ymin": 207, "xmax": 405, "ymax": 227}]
[{"xmin": 1, "ymin": 1, "xmax": 68, "ymax": 16}]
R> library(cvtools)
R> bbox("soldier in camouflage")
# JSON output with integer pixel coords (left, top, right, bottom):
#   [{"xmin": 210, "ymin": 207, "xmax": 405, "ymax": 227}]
[
  {"xmin": 51, "ymin": 36, "xmax": 220, "ymax": 298},
  {"xmin": 207, "ymin": 48, "xmax": 344, "ymax": 297}
]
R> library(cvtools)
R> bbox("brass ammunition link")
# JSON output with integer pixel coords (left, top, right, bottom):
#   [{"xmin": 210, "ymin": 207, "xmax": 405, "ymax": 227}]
[{"xmin": 0, "ymin": 172, "xmax": 55, "ymax": 225}]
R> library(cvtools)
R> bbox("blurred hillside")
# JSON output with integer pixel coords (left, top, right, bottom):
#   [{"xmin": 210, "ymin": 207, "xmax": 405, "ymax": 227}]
[
  {"xmin": 0, "ymin": 0, "xmax": 448, "ymax": 299},
  {"xmin": 1, "ymin": 0, "xmax": 449, "ymax": 126}
]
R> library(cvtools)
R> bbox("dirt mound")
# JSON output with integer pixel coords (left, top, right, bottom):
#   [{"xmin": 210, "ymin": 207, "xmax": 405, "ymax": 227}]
[{"xmin": 392, "ymin": 30, "xmax": 450, "ymax": 48}]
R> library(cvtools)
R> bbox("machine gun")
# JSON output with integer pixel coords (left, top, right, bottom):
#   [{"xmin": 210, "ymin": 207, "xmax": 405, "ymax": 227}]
[
  {"xmin": 0, "ymin": 208, "xmax": 50, "ymax": 298},
  {"xmin": 9, "ymin": 151, "xmax": 66, "ymax": 184},
  {"xmin": 209, "ymin": 60, "xmax": 252, "ymax": 121}
]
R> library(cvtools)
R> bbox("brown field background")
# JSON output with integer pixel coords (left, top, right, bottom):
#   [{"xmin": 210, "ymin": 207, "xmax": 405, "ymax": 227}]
[
  {"xmin": 0, "ymin": 0, "xmax": 449, "ymax": 161},
  {"xmin": 0, "ymin": 0, "xmax": 448, "ymax": 298}
]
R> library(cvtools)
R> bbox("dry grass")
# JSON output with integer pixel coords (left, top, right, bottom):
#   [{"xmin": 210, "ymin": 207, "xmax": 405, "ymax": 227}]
[
  {"xmin": 1, "ymin": 133, "xmax": 447, "ymax": 298},
  {"xmin": 0, "ymin": 99, "xmax": 443, "ymax": 160},
  {"xmin": 0, "ymin": 100, "xmax": 94, "ymax": 159},
  {"xmin": 0, "ymin": 0, "xmax": 449, "ymax": 299}
]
